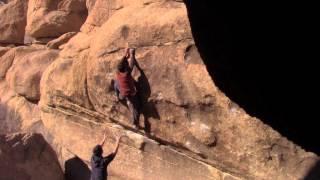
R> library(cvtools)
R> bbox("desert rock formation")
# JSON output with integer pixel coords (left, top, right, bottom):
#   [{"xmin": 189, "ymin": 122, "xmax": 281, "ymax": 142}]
[
  {"xmin": 0, "ymin": 0, "xmax": 319, "ymax": 180},
  {"xmin": 0, "ymin": 133, "xmax": 64, "ymax": 180}
]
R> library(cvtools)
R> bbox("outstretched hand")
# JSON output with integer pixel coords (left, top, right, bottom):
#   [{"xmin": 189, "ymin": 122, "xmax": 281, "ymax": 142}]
[
  {"xmin": 129, "ymin": 48, "xmax": 135, "ymax": 56},
  {"xmin": 100, "ymin": 127, "xmax": 108, "ymax": 146},
  {"xmin": 103, "ymin": 129, "xmax": 107, "ymax": 140},
  {"xmin": 125, "ymin": 47, "xmax": 136, "ymax": 58}
]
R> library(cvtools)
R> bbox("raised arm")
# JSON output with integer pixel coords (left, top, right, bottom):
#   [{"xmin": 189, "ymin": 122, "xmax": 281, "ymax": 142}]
[
  {"xmin": 103, "ymin": 136, "xmax": 123, "ymax": 164},
  {"xmin": 112, "ymin": 136, "xmax": 122, "ymax": 155},
  {"xmin": 127, "ymin": 48, "xmax": 137, "ymax": 70},
  {"xmin": 99, "ymin": 130, "xmax": 107, "ymax": 146}
]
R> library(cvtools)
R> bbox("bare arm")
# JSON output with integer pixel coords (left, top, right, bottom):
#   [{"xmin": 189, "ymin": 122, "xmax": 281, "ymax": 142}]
[
  {"xmin": 102, "ymin": 136, "xmax": 122, "ymax": 164},
  {"xmin": 112, "ymin": 136, "xmax": 122, "ymax": 154},
  {"xmin": 99, "ymin": 130, "xmax": 107, "ymax": 146},
  {"xmin": 127, "ymin": 48, "xmax": 137, "ymax": 70},
  {"xmin": 128, "ymin": 57, "xmax": 136, "ymax": 70}
]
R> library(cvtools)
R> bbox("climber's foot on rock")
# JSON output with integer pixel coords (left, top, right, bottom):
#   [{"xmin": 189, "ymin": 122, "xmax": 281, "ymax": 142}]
[{"xmin": 132, "ymin": 121, "xmax": 141, "ymax": 130}]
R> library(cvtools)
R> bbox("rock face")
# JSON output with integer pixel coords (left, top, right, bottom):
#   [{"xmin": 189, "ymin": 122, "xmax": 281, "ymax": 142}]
[
  {"xmin": 0, "ymin": 0, "xmax": 319, "ymax": 180},
  {"xmin": 6, "ymin": 48, "xmax": 59, "ymax": 101},
  {"xmin": 0, "ymin": 46, "xmax": 58, "ymax": 134},
  {"xmin": 47, "ymin": 32, "xmax": 77, "ymax": 49},
  {"xmin": 26, "ymin": 0, "xmax": 88, "ymax": 38},
  {"xmin": 0, "ymin": 0, "xmax": 28, "ymax": 44},
  {"xmin": 0, "ymin": 133, "xmax": 64, "ymax": 180},
  {"xmin": 39, "ymin": 1, "xmax": 319, "ymax": 179}
]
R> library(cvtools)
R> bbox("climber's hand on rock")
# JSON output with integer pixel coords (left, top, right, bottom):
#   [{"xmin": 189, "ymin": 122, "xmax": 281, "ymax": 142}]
[
  {"xmin": 125, "ymin": 48, "xmax": 130, "ymax": 58},
  {"xmin": 129, "ymin": 48, "xmax": 135, "ymax": 57}
]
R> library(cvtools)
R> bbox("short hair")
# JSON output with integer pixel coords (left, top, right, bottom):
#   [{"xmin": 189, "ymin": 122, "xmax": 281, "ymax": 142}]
[
  {"xmin": 117, "ymin": 57, "xmax": 128, "ymax": 72},
  {"xmin": 93, "ymin": 145, "xmax": 103, "ymax": 156}
]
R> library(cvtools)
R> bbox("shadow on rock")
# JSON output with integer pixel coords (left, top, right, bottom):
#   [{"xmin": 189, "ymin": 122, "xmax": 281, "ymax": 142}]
[
  {"xmin": 0, "ymin": 133, "xmax": 64, "ymax": 180},
  {"xmin": 135, "ymin": 60, "xmax": 160, "ymax": 135},
  {"xmin": 0, "ymin": 99, "xmax": 22, "ymax": 134},
  {"xmin": 304, "ymin": 160, "xmax": 320, "ymax": 180},
  {"xmin": 183, "ymin": 0, "xmax": 319, "ymax": 154},
  {"xmin": 65, "ymin": 156, "xmax": 91, "ymax": 180}
]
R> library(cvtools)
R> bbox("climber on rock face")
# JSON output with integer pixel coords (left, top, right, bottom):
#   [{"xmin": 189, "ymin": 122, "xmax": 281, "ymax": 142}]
[
  {"xmin": 90, "ymin": 130, "xmax": 123, "ymax": 180},
  {"xmin": 114, "ymin": 48, "xmax": 140, "ymax": 128}
]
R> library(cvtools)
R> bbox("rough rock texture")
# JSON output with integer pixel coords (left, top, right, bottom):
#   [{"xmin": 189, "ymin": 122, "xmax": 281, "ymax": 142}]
[
  {"xmin": 0, "ymin": 0, "xmax": 28, "ymax": 44},
  {"xmin": 0, "ymin": 47, "xmax": 10, "ymax": 56},
  {"xmin": 6, "ymin": 48, "xmax": 59, "ymax": 101},
  {"xmin": 0, "ymin": 0, "xmax": 319, "ymax": 180},
  {"xmin": 0, "ymin": 133, "xmax": 63, "ymax": 180},
  {"xmin": 44, "ymin": 112, "xmax": 239, "ymax": 180},
  {"xmin": 0, "ymin": 46, "xmax": 58, "ymax": 134},
  {"xmin": 38, "ymin": 1, "xmax": 319, "ymax": 180},
  {"xmin": 81, "ymin": 0, "xmax": 127, "ymax": 33},
  {"xmin": 47, "ymin": 32, "xmax": 77, "ymax": 49},
  {"xmin": 26, "ymin": 0, "xmax": 88, "ymax": 38}
]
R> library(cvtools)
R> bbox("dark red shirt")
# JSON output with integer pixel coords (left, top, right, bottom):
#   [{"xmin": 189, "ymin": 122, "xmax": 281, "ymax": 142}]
[{"xmin": 116, "ymin": 72, "xmax": 136, "ymax": 97}]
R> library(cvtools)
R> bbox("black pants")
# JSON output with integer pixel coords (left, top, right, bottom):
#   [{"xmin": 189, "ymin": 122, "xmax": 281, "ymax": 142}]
[{"xmin": 114, "ymin": 80, "xmax": 140, "ymax": 126}]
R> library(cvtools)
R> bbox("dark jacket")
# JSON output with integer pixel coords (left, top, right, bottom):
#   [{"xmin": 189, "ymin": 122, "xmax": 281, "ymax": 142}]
[{"xmin": 90, "ymin": 153, "xmax": 115, "ymax": 180}]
